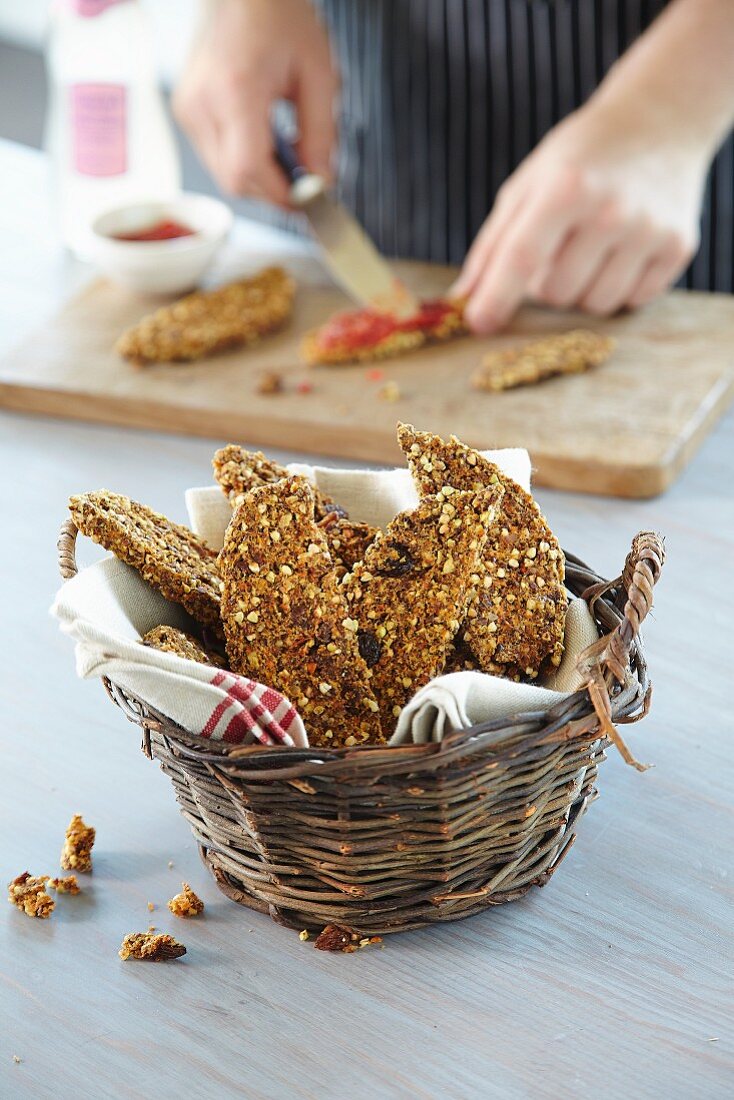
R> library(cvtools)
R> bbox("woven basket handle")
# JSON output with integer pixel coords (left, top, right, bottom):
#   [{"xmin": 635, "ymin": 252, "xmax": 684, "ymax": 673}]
[
  {"xmin": 58, "ymin": 518, "xmax": 79, "ymax": 580},
  {"xmin": 580, "ymin": 530, "xmax": 665, "ymax": 770},
  {"xmin": 593, "ymin": 530, "xmax": 665, "ymax": 683}
]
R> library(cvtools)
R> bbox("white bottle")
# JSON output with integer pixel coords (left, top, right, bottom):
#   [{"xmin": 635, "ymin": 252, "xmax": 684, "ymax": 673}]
[{"xmin": 45, "ymin": 0, "xmax": 181, "ymax": 257}]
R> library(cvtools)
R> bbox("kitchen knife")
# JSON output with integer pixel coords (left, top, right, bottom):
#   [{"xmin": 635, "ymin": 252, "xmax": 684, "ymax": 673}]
[{"xmin": 274, "ymin": 132, "xmax": 418, "ymax": 319}]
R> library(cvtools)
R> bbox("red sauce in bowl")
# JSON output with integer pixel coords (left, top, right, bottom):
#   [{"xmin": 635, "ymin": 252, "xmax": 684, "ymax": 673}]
[{"xmin": 113, "ymin": 219, "xmax": 196, "ymax": 242}]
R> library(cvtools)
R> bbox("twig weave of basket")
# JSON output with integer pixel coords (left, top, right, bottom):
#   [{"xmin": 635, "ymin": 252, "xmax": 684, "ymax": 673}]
[{"xmin": 57, "ymin": 524, "xmax": 664, "ymax": 936}]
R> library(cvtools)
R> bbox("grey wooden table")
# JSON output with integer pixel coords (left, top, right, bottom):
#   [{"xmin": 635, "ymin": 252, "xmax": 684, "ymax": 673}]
[{"xmin": 1, "ymin": 140, "xmax": 732, "ymax": 1100}]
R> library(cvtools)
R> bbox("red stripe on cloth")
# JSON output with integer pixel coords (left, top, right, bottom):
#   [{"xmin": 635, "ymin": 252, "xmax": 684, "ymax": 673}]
[
  {"xmin": 223, "ymin": 709, "xmax": 262, "ymax": 744},
  {"xmin": 278, "ymin": 706, "xmax": 298, "ymax": 732},
  {"xmin": 225, "ymin": 676, "xmax": 258, "ymax": 704},
  {"xmin": 200, "ymin": 695, "xmax": 232, "ymax": 739},
  {"xmin": 259, "ymin": 687, "xmax": 283, "ymax": 712},
  {"xmin": 204, "ymin": 669, "xmax": 299, "ymax": 746}
]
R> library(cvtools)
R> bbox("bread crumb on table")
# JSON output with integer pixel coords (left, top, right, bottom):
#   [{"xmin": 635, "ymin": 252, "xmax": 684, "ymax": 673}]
[
  {"xmin": 313, "ymin": 924, "xmax": 382, "ymax": 953},
  {"xmin": 119, "ymin": 932, "xmax": 186, "ymax": 961},
  {"xmin": 48, "ymin": 875, "xmax": 80, "ymax": 895},
  {"xmin": 60, "ymin": 813, "xmax": 96, "ymax": 873},
  {"xmin": 167, "ymin": 883, "xmax": 204, "ymax": 918},
  {"xmin": 7, "ymin": 873, "xmax": 54, "ymax": 918}
]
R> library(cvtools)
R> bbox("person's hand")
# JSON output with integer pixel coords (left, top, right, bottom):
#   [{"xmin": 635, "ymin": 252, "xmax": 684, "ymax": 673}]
[
  {"xmin": 173, "ymin": 0, "xmax": 338, "ymax": 206},
  {"xmin": 453, "ymin": 100, "xmax": 708, "ymax": 333}
]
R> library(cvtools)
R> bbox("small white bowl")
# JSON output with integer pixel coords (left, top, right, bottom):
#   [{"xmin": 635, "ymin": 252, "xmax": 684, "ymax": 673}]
[{"xmin": 90, "ymin": 193, "xmax": 233, "ymax": 295}]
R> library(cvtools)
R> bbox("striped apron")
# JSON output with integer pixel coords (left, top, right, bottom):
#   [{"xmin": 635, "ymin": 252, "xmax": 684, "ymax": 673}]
[{"xmin": 318, "ymin": 0, "xmax": 734, "ymax": 292}]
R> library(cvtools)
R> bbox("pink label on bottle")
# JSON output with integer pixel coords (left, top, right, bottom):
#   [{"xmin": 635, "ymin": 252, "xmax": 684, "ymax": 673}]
[
  {"xmin": 70, "ymin": 0, "xmax": 128, "ymax": 16},
  {"xmin": 70, "ymin": 83, "xmax": 127, "ymax": 177}
]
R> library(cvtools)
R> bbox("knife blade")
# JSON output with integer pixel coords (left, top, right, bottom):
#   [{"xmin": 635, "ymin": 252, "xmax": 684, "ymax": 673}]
[{"xmin": 274, "ymin": 132, "xmax": 419, "ymax": 319}]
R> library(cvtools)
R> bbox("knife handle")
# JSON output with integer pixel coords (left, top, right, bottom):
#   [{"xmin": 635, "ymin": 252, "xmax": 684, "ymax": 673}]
[{"xmin": 273, "ymin": 129, "xmax": 306, "ymax": 184}]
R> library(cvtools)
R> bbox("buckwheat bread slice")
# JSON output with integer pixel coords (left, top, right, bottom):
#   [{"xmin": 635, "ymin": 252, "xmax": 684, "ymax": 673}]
[
  {"xmin": 213, "ymin": 444, "xmax": 377, "ymax": 573},
  {"xmin": 397, "ymin": 424, "xmax": 566, "ymax": 679},
  {"xmin": 69, "ymin": 491, "xmax": 222, "ymax": 632},
  {"xmin": 141, "ymin": 625, "xmax": 227, "ymax": 668},
  {"xmin": 219, "ymin": 476, "xmax": 384, "ymax": 747},
  {"xmin": 472, "ymin": 330, "xmax": 614, "ymax": 391},
  {"xmin": 116, "ymin": 266, "xmax": 294, "ymax": 366}
]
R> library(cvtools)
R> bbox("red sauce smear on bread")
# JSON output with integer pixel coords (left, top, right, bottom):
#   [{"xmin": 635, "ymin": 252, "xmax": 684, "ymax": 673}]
[
  {"xmin": 319, "ymin": 299, "xmax": 456, "ymax": 351},
  {"xmin": 113, "ymin": 219, "xmax": 196, "ymax": 242}
]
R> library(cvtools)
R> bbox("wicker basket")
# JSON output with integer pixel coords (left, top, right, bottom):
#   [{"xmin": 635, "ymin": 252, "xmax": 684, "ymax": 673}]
[{"xmin": 57, "ymin": 523, "xmax": 664, "ymax": 936}]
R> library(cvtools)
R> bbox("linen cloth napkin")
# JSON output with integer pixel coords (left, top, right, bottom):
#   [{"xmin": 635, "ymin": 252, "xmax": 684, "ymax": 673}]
[
  {"xmin": 51, "ymin": 556, "xmax": 307, "ymax": 747},
  {"xmin": 52, "ymin": 448, "xmax": 599, "ymax": 749}
]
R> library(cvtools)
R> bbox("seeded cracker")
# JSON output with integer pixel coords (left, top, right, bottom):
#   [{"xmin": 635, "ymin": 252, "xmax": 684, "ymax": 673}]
[
  {"xmin": 60, "ymin": 814, "xmax": 96, "ymax": 873},
  {"xmin": 213, "ymin": 444, "xmax": 346, "ymax": 520},
  {"xmin": 167, "ymin": 882, "xmax": 205, "ymax": 918},
  {"xmin": 7, "ymin": 873, "xmax": 54, "ymax": 918},
  {"xmin": 219, "ymin": 476, "xmax": 384, "ymax": 747},
  {"xmin": 342, "ymin": 484, "xmax": 502, "ymax": 722},
  {"xmin": 141, "ymin": 625, "xmax": 227, "ymax": 668},
  {"xmin": 472, "ymin": 330, "xmax": 614, "ymax": 391},
  {"xmin": 301, "ymin": 300, "xmax": 466, "ymax": 366},
  {"xmin": 213, "ymin": 445, "xmax": 375, "ymax": 573},
  {"xmin": 69, "ymin": 491, "xmax": 222, "ymax": 633},
  {"xmin": 397, "ymin": 424, "xmax": 566, "ymax": 679},
  {"xmin": 116, "ymin": 266, "xmax": 295, "ymax": 365},
  {"xmin": 119, "ymin": 932, "xmax": 186, "ymax": 961}
]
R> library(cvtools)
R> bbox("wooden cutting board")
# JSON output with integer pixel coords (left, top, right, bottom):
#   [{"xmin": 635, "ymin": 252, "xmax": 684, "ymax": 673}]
[{"xmin": 1, "ymin": 260, "xmax": 733, "ymax": 497}]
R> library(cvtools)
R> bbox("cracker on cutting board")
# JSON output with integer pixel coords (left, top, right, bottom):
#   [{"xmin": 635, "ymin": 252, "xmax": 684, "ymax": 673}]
[
  {"xmin": 7, "ymin": 873, "xmax": 54, "ymax": 918},
  {"xmin": 397, "ymin": 424, "xmax": 566, "ymax": 679},
  {"xmin": 341, "ymin": 483, "xmax": 503, "ymax": 722},
  {"xmin": 219, "ymin": 476, "xmax": 384, "ymax": 747},
  {"xmin": 301, "ymin": 299, "xmax": 466, "ymax": 366},
  {"xmin": 141, "ymin": 625, "xmax": 227, "ymax": 668},
  {"xmin": 116, "ymin": 266, "xmax": 295, "ymax": 366},
  {"xmin": 472, "ymin": 330, "xmax": 615, "ymax": 391},
  {"xmin": 69, "ymin": 491, "xmax": 222, "ymax": 633}
]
